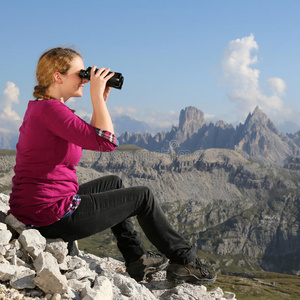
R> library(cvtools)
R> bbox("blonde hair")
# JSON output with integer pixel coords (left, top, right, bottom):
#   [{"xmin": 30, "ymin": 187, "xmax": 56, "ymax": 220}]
[{"xmin": 33, "ymin": 47, "xmax": 81, "ymax": 99}]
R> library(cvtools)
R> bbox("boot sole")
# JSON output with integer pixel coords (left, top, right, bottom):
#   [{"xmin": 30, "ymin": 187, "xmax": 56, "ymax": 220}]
[
  {"xmin": 128, "ymin": 259, "xmax": 169, "ymax": 282},
  {"xmin": 167, "ymin": 271, "xmax": 217, "ymax": 285},
  {"xmin": 143, "ymin": 259, "xmax": 170, "ymax": 281}
]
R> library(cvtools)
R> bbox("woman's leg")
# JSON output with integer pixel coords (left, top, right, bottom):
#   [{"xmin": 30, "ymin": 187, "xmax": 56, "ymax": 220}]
[
  {"xmin": 77, "ymin": 175, "xmax": 147, "ymax": 262},
  {"xmin": 37, "ymin": 179, "xmax": 196, "ymax": 265}
]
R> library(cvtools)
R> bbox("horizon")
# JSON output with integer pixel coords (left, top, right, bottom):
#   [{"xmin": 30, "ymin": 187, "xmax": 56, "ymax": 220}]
[{"xmin": 1, "ymin": 0, "xmax": 300, "ymax": 144}]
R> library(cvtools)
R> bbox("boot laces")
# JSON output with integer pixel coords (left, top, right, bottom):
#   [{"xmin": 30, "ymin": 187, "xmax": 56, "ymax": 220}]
[
  {"xmin": 194, "ymin": 258, "xmax": 211, "ymax": 277},
  {"xmin": 146, "ymin": 250, "xmax": 162, "ymax": 258}
]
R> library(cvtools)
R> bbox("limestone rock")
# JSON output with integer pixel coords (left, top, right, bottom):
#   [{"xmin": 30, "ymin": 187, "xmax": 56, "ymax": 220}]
[
  {"xmin": 10, "ymin": 267, "xmax": 36, "ymax": 289},
  {"xmin": 5, "ymin": 214, "xmax": 27, "ymax": 234},
  {"xmin": 18, "ymin": 229, "xmax": 46, "ymax": 258},
  {"xmin": 46, "ymin": 238, "xmax": 68, "ymax": 264},
  {"xmin": 0, "ymin": 229, "xmax": 12, "ymax": 245},
  {"xmin": 33, "ymin": 252, "xmax": 68, "ymax": 294}
]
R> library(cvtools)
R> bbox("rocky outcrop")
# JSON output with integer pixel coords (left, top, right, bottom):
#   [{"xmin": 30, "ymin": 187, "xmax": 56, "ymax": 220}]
[
  {"xmin": 0, "ymin": 193, "xmax": 236, "ymax": 300},
  {"xmin": 118, "ymin": 106, "xmax": 300, "ymax": 166}
]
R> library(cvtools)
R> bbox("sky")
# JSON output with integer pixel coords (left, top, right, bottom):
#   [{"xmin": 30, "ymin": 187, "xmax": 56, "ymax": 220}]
[{"xmin": 1, "ymin": 0, "xmax": 300, "ymax": 138}]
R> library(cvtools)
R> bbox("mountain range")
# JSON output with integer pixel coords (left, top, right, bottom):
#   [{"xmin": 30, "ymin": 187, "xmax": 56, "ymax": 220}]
[{"xmin": 118, "ymin": 106, "xmax": 300, "ymax": 166}]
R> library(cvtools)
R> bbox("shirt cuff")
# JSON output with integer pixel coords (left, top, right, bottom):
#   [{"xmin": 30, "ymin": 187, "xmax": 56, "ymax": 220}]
[{"xmin": 95, "ymin": 128, "xmax": 119, "ymax": 147}]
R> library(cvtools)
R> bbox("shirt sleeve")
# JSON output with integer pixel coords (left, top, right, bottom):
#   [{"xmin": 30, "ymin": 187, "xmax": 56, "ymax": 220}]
[{"xmin": 41, "ymin": 100, "xmax": 118, "ymax": 152}]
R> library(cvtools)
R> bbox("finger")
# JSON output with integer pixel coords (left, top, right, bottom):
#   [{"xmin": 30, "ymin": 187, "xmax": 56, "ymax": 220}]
[
  {"xmin": 99, "ymin": 68, "xmax": 111, "ymax": 78},
  {"xmin": 105, "ymin": 71, "xmax": 115, "ymax": 81},
  {"xmin": 90, "ymin": 66, "xmax": 98, "ymax": 78},
  {"xmin": 95, "ymin": 67, "xmax": 106, "ymax": 77}
]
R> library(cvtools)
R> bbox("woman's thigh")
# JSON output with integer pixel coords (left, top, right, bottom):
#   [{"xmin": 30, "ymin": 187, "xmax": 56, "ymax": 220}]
[
  {"xmin": 37, "ymin": 186, "xmax": 149, "ymax": 242},
  {"xmin": 78, "ymin": 175, "xmax": 123, "ymax": 195}
]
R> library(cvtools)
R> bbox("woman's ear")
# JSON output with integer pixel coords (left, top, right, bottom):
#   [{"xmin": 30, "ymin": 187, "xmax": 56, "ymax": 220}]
[{"xmin": 53, "ymin": 72, "xmax": 63, "ymax": 84}]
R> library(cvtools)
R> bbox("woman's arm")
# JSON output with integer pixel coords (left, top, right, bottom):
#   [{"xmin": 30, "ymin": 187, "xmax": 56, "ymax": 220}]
[{"xmin": 89, "ymin": 66, "xmax": 115, "ymax": 134}]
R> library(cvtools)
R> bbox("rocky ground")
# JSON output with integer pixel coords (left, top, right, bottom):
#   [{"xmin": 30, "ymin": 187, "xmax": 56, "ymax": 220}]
[{"xmin": 0, "ymin": 193, "xmax": 236, "ymax": 300}]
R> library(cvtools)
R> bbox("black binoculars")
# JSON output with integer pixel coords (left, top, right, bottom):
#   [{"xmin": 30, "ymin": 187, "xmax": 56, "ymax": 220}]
[{"xmin": 79, "ymin": 67, "xmax": 124, "ymax": 90}]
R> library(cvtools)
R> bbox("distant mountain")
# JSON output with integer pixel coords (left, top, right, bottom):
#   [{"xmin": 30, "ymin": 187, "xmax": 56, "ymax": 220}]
[
  {"xmin": 0, "ymin": 130, "xmax": 19, "ymax": 150},
  {"xmin": 112, "ymin": 115, "xmax": 152, "ymax": 137},
  {"xmin": 119, "ymin": 106, "xmax": 300, "ymax": 166}
]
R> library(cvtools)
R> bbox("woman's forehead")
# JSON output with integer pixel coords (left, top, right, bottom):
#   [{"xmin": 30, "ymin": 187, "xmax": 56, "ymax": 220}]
[{"xmin": 69, "ymin": 56, "xmax": 84, "ymax": 72}]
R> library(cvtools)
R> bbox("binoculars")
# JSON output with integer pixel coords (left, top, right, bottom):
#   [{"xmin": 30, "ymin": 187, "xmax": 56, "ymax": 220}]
[{"xmin": 79, "ymin": 67, "xmax": 124, "ymax": 90}]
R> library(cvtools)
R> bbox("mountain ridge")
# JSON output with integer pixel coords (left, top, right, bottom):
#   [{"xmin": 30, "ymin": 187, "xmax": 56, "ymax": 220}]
[{"xmin": 119, "ymin": 106, "xmax": 300, "ymax": 166}]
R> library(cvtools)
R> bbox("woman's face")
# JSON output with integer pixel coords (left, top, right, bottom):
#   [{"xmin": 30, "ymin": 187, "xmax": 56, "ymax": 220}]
[{"xmin": 60, "ymin": 56, "xmax": 88, "ymax": 100}]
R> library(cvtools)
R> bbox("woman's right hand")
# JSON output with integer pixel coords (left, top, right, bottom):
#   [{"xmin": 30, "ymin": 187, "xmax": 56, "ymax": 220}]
[{"xmin": 89, "ymin": 66, "xmax": 115, "ymax": 102}]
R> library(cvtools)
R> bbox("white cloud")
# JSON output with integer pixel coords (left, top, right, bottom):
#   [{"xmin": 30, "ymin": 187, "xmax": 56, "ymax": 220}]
[
  {"xmin": 110, "ymin": 106, "xmax": 139, "ymax": 119},
  {"xmin": 0, "ymin": 82, "xmax": 21, "ymax": 121},
  {"xmin": 221, "ymin": 34, "xmax": 291, "ymax": 123},
  {"xmin": 265, "ymin": 77, "xmax": 287, "ymax": 95},
  {"xmin": 0, "ymin": 82, "xmax": 22, "ymax": 134},
  {"xmin": 142, "ymin": 109, "xmax": 178, "ymax": 131}
]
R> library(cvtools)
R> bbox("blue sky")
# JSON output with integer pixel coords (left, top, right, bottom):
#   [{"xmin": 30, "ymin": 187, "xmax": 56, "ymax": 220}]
[{"xmin": 1, "ymin": 0, "xmax": 300, "ymax": 137}]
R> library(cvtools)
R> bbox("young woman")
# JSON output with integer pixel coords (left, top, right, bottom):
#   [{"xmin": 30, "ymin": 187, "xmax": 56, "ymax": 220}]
[{"xmin": 8, "ymin": 47, "xmax": 216, "ymax": 284}]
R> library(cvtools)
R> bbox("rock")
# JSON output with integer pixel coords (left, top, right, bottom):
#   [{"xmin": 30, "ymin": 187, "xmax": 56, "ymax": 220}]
[
  {"xmin": 81, "ymin": 278, "xmax": 113, "ymax": 300},
  {"xmin": 5, "ymin": 214, "xmax": 27, "ymax": 234},
  {"xmin": 93, "ymin": 276, "xmax": 113, "ymax": 299},
  {"xmin": 65, "ymin": 266, "xmax": 96, "ymax": 281},
  {"xmin": 18, "ymin": 229, "xmax": 46, "ymax": 258},
  {"xmin": 0, "ymin": 229, "xmax": 12, "ymax": 245},
  {"xmin": 224, "ymin": 291, "xmax": 237, "ymax": 299},
  {"xmin": 46, "ymin": 238, "xmax": 68, "ymax": 264},
  {"xmin": 0, "ymin": 264, "xmax": 19, "ymax": 281},
  {"xmin": 33, "ymin": 252, "xmax": 68, "ymax": 294},
  {"xmin": 10, "ymin": 267, "xmax": 36, "ymax": 289}
]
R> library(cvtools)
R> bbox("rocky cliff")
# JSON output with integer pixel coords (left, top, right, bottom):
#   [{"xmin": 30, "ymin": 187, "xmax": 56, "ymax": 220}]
[{"xmin": 118, "ymin": 106, "xmax": 300, "ymax": 166}]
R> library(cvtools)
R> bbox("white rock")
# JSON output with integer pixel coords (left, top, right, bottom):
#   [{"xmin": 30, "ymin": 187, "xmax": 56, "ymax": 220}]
[
  {"xmin": 113, "ymin": 273, "xmax": 157, "ymax": 300},
  {"xmin": 18, "ymin": 229, "xmax": 46, "ymax": 258},
  {"xmin": 66, "ymin": 255, "xmax": 87, "ymax": 270},
  {"xmin": 0, "ymin": 263, "xmax": 19, "ymax": 281},
  {"xmin": 5, "ymin": 214, "xmax": 27, "ymax": 234},
  {"xmin": 46, "ymin": 238, "xmax": 68, "ymax": 264},
  {"xmin": 0, "ymin": 229, "xmax": 12, "ymax": 246},
  {"xmin": 66, "ymin": 266, "xmax": 96, "ymax": 280},
  {"xmin": 224, "ymin": 291, "xmax": 236, "ymax": 299},
  {"xmin": 67, "ymin": 278, "xmax": 89, "ymax": 291},
  {"xmin": 81, "ymin": 284, "xmax": 113, "ymax": 300},
  {"xmin": 33, "ymin": 252, "xmax": 68, "ymax": 294},
  {"xmin": 50, "ymin": 293, "xmax": 61, "ymax": 300},
  {"xmin": 93, "ymin": 276, "xmax": 113, "ymax": 300},
  {"xmin": 210, "ymin": 286, "xmax": 224, "ymax": 297},
  {"xmin": 10, "ymin": 267, "xmax": 36, "ymax": 289},
  {"xmin": 0, "ymin": 223, "xmax": 7, "ymax": 230}
]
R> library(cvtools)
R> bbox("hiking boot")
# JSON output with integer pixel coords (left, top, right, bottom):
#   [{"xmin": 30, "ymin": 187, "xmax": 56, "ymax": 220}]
[
  {"xmin": 126, "ymin": 251, "xmax": 169, "ymax": 282},
  {"xmin": 166, "ymin": 258, "xmax": 216, "ymax": 285}
]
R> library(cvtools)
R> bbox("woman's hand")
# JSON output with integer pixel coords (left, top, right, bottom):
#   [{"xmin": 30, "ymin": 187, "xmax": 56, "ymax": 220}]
[{"xmin": 90, "ymin": 66, "xmax": 115, "ymax": 102}]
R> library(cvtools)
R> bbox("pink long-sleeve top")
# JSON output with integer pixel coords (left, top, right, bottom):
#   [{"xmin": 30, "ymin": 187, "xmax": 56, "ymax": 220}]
[{"xmin": 9, "ymin": 99, "xmax": 118, "ymax": 226}]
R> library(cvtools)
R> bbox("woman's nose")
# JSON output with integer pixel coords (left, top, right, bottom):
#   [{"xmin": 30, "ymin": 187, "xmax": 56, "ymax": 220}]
[{"xmin": 81, "ymin": 78, "xmax": 89, "ymax": 84}]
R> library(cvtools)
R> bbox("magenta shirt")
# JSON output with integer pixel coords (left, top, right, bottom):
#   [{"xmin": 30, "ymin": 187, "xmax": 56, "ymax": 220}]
[{"xmin": 9, "ymin": 99, "xmax": 118, "ymax": 226}]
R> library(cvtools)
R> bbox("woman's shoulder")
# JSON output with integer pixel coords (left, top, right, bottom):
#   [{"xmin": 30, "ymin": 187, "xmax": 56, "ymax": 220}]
[{"xmin": 30, "ymin": 99, "xmax": 72, "ymax": 113}]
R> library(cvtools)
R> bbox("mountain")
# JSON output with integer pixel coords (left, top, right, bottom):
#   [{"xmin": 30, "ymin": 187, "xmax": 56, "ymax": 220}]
[
  {"xmin": 112, "ymin": 115, "xmax": 152, "ymax": 137},
  {"xmin": 119, "ymin": 106, "xmax": 300, "ymax": 166},
  {"xmin": 0, "ymin": 130, "xmax": 19, "ymax": 150}
]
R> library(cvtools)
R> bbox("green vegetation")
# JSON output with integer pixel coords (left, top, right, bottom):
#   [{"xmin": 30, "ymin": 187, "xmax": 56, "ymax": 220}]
[
  {"xmin": 209, "ymin": 272, "xmax": 300, "ymax": 300},
  {"xmin": 0, "ymin": 149, "xmax": 16, "ymax": 156},
  {"xmin": 116, "ymin": 144, "xmax": 145, "ymax": 151}
]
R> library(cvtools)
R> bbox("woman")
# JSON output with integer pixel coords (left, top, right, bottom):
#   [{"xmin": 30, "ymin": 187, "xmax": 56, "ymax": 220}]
[{"xmin": 9, "ymin": 47, "xmax": 216, "ymax": 284}]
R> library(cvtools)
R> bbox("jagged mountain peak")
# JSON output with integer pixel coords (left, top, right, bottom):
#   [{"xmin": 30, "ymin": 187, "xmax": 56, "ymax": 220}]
[
  {"xmin": 243, "ymin": 106, "xmax": 278, "ymax": 134},
  {"xmin": 178, "ymin": 106, "xmax": 206, "ymax": 133}
]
